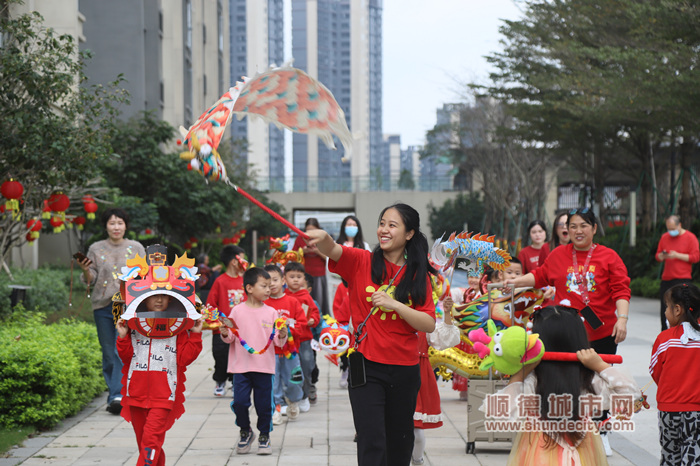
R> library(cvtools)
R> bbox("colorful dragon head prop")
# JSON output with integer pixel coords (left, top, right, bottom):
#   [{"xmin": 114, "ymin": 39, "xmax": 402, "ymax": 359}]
[
  {"xmin": 115, "ymin": 244, "xmax": 202, "ymax": 338},
  {"xmin": 430, "ymin": 231, "xmax": 511, "ymax": 278},
  {"xmin": 452, "ymin": 287, "xmax": 545, "ymax": 335},
  {"xmin": 467, "ymin": 319, "xmax": 545, "ymax": 375},
  {"xmin": 266, "ymin": 234, "xmax": 304, "ymax": 267},
  {"xmin": 318, "ymin": 315, "xmax": 351, "ymax": 355}
]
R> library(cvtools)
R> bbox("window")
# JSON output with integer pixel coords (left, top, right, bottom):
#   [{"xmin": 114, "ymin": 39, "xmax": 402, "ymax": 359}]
[{"xmin": 185, "ymin": 0, "xmax": 192, "ymax": 49}]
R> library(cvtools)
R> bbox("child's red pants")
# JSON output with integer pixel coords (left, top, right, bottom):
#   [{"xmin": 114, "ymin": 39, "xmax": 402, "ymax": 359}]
[{"xmin": 129, "ymin": 406, "xmax": 170, "ymax": 466}]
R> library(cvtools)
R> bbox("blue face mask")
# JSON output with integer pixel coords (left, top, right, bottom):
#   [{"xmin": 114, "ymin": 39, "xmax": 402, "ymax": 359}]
[
  {"xmin": 669, "ymin": 229, "xmax": 680, "ymax": 237},
  {"xmin": 345, "ymin": 225, "xmax": 359, "ymax": 238}
]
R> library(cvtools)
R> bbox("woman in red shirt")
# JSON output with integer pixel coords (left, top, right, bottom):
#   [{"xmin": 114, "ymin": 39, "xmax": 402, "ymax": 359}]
[
  {"xmin": 305, "ymin": 203, "xmax": 436, "ymax": 466},
  {"xmin": 504, "ymin": 208, "xmax": 631, "ymax": 455},
  {"xmin": 506, "ymin": 208, "xmax": 630, "ymax": 351},
  {"xmin": 518, "ymin": 220, "xmax": 550, "ymax": 274}
]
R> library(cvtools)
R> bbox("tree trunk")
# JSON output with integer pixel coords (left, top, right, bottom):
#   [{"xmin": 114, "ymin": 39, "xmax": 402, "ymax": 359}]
[
  {"xmin": 640, "ymin": 171, "xmax": 653, "ymax": 233},
  {"xmin": 678, "ymin": 140, "xmax": 694, "ymax": 225},
  {"xmin": 593, "ymin": 151, "xmax": 606, "ymax": 227}
]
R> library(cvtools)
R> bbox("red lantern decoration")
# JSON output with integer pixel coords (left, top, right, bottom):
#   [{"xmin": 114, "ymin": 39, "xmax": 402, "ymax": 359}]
[
  {"xmin": 73, "ymin": 216, "xmax": 86, "ymax": 231},
  {"xmin": 82, "ymin": 194, "xmax": 98, "ymax": 221},
  {"xmin": 183, "ymin": 241, "xmax": 192, "ymax": 250},
  {"xmin": 1, "ymin": 179, "xmax": 24, "ymax": 218},
  {"xmin": 27, "ymin": 219, "xmax": 42, "ymax": 239},
  {"xmin": 41, "ymin": 200, "xmax": 51, "ymax": 219},
  {"xmin": 49, "ymin": 216, "xmax": 64, "ymax": 233},
  {"xmin": 48, "ymin": 192, "xmax": 70, "ymax": 224},
  {"xmin": 83, "ymin": 201, "xmax": 98, "ymax": 220},
  {"xmin": 222, "ymin": 237, "xmax": 231, "ymax": 245},
  {"xmin": 189, "ymin": 237, "xmax": 199, "ymax": 248},
  {"xmin": 26, "ymin": 232, "xmax": 35, "ymax": 244},
  {"xmin": 48, "ymin": 192, "xmax": 70, "ymax": 212}
]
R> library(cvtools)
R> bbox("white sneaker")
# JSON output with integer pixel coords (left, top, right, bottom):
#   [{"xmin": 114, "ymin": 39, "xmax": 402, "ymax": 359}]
[
  {"xmin": 272, "ymin": 406, "xmax": 284, "ymax": 425},
  {"xmin": 339, "ymin": 369, "xmax": 349, "ymax": 388},
  {"xmin": 285, "ymin": 398, "xmax": 300, "ymax": 420},
  {"xmin": 299, "ymin": 397, "xmax": 311, "ymax": 413},
  {"xmin": 280, "ymin": 405, "xmax": 288, "ymax": 416},
  {"xmin": 214, "ymin": 382, "xmax": 225, "ymax": 397},
  {"xmin": 600, "ymin": 432, "xmax": 613, "ymax": 457}
]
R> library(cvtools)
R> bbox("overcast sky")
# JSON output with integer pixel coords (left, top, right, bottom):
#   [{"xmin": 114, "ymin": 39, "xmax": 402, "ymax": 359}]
[{"xmin": 382, "ymin": 0, "xmax": 523, "ymax": 147}]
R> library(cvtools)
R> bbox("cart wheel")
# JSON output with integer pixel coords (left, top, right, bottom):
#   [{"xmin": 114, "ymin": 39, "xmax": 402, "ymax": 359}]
[{"xmin": 466, "ymin": 442, "xmax": 475, "ymax": 454}]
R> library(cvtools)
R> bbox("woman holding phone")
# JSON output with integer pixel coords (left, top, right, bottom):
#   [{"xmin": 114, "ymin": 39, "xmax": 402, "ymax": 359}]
[
  {"xmin": 77, "ymin": 208, "xmax": 145, "ymax": 415},
  {"xmin": 305, "ymin": 203, "xmax": 436, "ymax": 466}
]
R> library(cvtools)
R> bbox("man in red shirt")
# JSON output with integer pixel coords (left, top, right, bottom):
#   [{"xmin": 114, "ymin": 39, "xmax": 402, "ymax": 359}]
[{"xmin": 656, "ymin": 215, "xmax": 700, "ymax": 330}]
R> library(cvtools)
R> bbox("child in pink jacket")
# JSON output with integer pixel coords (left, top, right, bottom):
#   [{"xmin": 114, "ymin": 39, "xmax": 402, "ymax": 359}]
[{"xmin": 220, "ymin": 267, "xmax": 288, "ymax": 455}]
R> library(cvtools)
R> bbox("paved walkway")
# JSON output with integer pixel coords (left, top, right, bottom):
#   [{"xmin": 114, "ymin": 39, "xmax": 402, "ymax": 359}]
[{"xmin": 2, "ymin": 296, "xmax": 663, "ymax": 466}]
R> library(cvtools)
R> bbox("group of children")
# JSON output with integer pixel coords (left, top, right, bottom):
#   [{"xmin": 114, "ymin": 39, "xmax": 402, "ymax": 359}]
[{"xmin": 112, "ymin": 240, "xmax": 700, "ymax": 464}]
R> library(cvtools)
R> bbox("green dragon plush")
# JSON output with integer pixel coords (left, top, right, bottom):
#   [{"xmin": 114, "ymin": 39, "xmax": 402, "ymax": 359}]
[{"xmin": 467, "ymin": 319, "xmax": 545, "ymax": 375}]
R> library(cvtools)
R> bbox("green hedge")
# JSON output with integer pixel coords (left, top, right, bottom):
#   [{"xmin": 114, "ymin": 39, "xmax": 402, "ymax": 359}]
[
  {"xmin": 629, "ymin": 277, "xmax": 661, "ymax": 298},
  {"xmin": 0, "ymin": 310, "xmax": 104, "ymax": 429},
  {"xmin": 0, "ymin": 266, "xmax": 86, "ymax": 319}
]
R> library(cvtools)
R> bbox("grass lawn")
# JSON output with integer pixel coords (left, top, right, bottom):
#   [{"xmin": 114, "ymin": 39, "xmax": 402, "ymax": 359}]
[{"xmin": 0, "ymin": 426, "xmax": 36, "ymax": 455}]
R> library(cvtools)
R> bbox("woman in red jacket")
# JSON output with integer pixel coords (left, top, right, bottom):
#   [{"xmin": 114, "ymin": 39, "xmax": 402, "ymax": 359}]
[
  {"xmin": 504, "ymin": 207, "xmax": 630, "ymax": 456},
  {"xmin": 505, "ymin": 208, "xmax": 630, "ymax": 348}
]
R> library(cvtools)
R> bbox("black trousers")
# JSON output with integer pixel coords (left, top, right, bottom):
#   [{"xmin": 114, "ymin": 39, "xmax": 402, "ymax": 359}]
[
  {"xmin": 349, "ymin": 358, "xmax": 420, "ymax": 466},
  {"xmin": 660, "ymin": 279, "xmax": 693, "ymax": 331},
  {"xmin": 212, "ymin": 332, "xmax": 231, "ymax": 383}
]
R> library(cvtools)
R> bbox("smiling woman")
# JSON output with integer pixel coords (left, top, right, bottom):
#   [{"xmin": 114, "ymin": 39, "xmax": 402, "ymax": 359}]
[
  {"xmin": 504, "ymin": 208, "xmax": 631, "ymax": 352},
  {"xmin": 304, "ymin": 203, "xmax": 437, "ymax": 465},
  {"xmin": 77, "ymin": 208, "xmax": 145, "ymax": 415}
]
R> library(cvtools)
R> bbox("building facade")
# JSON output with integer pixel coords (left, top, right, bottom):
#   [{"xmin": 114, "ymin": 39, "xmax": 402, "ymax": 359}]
[
  {"xmin": 79, "ymin": 0, "xmax": 229, "ymax": 131},
  {"xmin": 291, "ymin": 0, "xmax": 382, "ymax": 192},
  {"xmin": 228, "ymin": 0, "xmax": 284, "ymax": 187}
]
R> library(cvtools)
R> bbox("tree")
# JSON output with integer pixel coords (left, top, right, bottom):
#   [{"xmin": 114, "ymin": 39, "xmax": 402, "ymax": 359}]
[
  {"xmin": 397, "ymin": 169, "xmax": 415, "ymax": 190},
  {"xmin": 0, "ymin": 8, "xmax": 126, "ymax": 263},
  {"xmin": 480, "ymin": 0, "xmax": 700, "ymax": 231},
  {"xmin": 422, "ymin": 97, "xmax": 555, "ymax": 240},
  {"xmin": 428, "ymin": 192, "xmax": 485, "ymax": 241}
]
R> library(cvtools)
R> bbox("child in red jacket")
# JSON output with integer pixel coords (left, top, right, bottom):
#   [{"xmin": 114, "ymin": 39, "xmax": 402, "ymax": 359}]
[
  {"xmin": 264, "ymin": 264, "xmax": 307, "ymax": 422},
  {"xmin": 117, "ymin": 293, "xmax": 203, "ymax": 466},
  {"xmin": 651, "ymin": 283, "xmax": 700, "ymax": 465},
  {"xmin": 284, "ymin": 261, "xmax": 320, "ymax": 409}
]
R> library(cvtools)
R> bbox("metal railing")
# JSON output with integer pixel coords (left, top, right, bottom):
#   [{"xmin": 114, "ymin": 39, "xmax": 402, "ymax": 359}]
[{"xmin": 253, "ymin": 175, "xmax": 456, "ymax": 193}]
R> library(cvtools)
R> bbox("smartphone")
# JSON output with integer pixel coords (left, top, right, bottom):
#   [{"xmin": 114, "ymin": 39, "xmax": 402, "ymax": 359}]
[
  {"xmin": 348, "ymin": 351, "xmax": 367, "ymax": 388},
  {"xmin": 73, "ymin": 252, "xmax": 88, "ymax": 263},
  {"xmin": 579, "ymin": 306, "xmax": 603, "ymax": 330}
]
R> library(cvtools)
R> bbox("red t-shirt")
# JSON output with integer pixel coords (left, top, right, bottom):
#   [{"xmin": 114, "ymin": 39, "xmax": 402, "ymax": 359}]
[
  {"xmin": 532, "ymin": 243, "xmax": 631, "ymax": 341},
  {"xmin": 656, "ymin": 231, "xmax": 700, "ymax": 281},
  {"xmin": 329, "ymin": 246, "xmax": 436, "ymax": 365},
  {"xmin": 205, "ymin": 273, "xmax": 246, "ymax": 334},
  {"xmin": 284, "ymin": 288, "xmax": 320, "ymax": 341},
  {"xmin": 518, "ymin": 244, "xmax": 550, "ymax": 275},
  {"xmin": 265, "ymin": 294, "xmax": 308, "ymax": 354},
  {"xmin": 333, "ymin": 281, "xmax": 351, "ymax": 326},
  {"xmin": 293, "ymin": 235, "xmax": 327, "ymax": 276},
  {"xmin": 650, "ymin": 323, "xmax": 700, "ymax": 412}
]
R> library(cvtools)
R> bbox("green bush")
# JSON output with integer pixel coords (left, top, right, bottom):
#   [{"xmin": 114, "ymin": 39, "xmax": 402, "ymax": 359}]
[
  {"xmin": 629, "ymin": 277, "xmax": 661, "ymax": 298},
  {"xmin": 0, "ymin": 267, "xmax": 75, "ymax": 316},
  {"xmin": 0, "ymin": 310, "xmax": 103, "ymax": 429}
]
